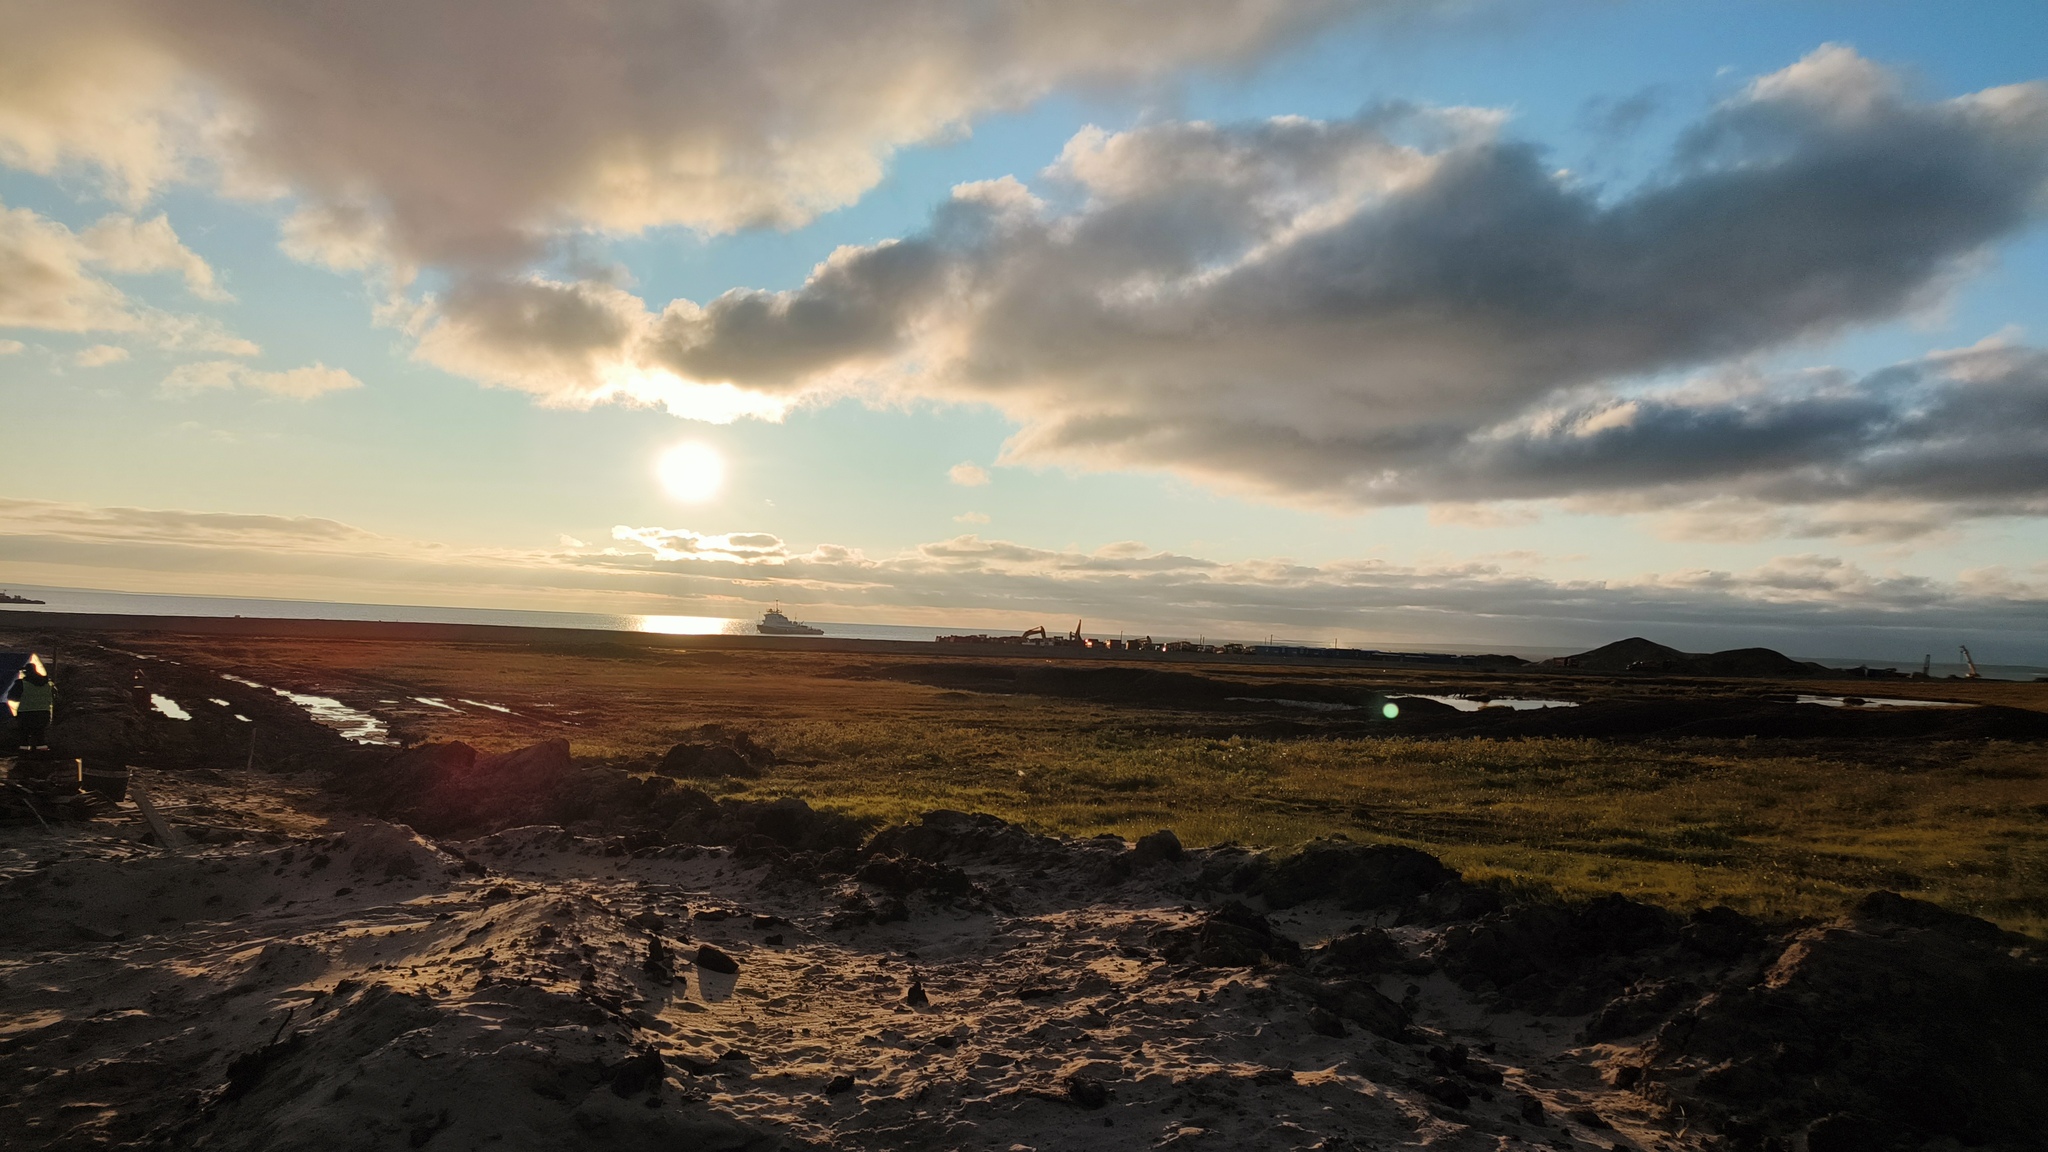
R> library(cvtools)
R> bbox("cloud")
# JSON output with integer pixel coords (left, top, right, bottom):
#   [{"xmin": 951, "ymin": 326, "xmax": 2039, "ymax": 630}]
[
  {"xmin": 0, "ymin": 0, "xmax": 1389, "ymax": 271},
  {"xmin": 0, "ymin": 338, "xmax": 21, "ymax": 354},
  {"xmin": 6, "ymin": 496, "xmax": 2044, "ymax": 656},
  {"xmin": 954, "ymin": 511, "xmax": 991, "ymax": 524},
  {"xmin": 79, "ymin": 212, "xmax": 229, "ymax": 300},
  {"xmin": 607, "ymin": 48, "xmax": 2048, "ymax": 514},
  {"xmin": 162, "ymin": 360, "xmax": 363, "ymax": 399},
  {"xmin": 0, "ymin": 197, "xmax": 253, "ymax": 352},
  {"xmin": 608, "ymin": 525, "xmax": 791, "ymax": 564},
  {"xmin": 74, "ymin": 343, "xmax": 129, "ymax": 367},
  {"xmin": 948, "ymin": 462, "xmax": 991, "ymax": 487}
]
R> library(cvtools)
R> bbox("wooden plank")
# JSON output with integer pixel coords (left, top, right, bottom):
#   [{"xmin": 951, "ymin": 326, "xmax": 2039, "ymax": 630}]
[{"xmin": 128, "ymin": 782, "xmax": 187, "ymax": 854}]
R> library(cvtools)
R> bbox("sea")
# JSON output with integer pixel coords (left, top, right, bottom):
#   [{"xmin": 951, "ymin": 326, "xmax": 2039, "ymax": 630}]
[{"xmin": 1, "ymin": 583, "xmax": 2043, "ymax": 680}]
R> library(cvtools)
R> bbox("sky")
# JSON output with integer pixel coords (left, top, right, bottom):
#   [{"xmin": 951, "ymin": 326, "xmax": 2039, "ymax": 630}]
[{"xmin": 2, "ymin": 0, "xmax": 2047, "ymax": 661}]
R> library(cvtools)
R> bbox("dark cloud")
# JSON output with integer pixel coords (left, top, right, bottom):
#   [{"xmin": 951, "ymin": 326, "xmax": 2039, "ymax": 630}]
[
  {"xmin": 640, "ymin": 47, "xmax": 2048, "ymax": 510},
  {"xmin": 0, "ymin": 0, "xmax": 1389, "ymax": 268}
]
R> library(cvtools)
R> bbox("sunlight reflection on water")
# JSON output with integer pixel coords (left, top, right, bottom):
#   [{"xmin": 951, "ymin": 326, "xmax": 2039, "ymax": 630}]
[{"xmin": 630, "ymin": 614, "xmax": 751, "ymax": 636}]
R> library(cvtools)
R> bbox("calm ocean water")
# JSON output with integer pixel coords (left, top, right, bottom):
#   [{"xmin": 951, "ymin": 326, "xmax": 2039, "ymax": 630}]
[{"xmin": 1, "ymin": 583, "xmax": 2041, "ymax": 679}]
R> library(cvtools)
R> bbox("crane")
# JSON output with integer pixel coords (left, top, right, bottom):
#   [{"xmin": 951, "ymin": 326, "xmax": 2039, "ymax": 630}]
[{"xmin": 1960, "ymin": 646, "xmax": 1981, "ymax": 679}]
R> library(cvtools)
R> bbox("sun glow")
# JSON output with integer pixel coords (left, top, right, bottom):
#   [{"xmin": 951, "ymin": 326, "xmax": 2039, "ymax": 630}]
[{"xmin": 657, "ymin": 442, "xmax": 725, "ymax": 503}]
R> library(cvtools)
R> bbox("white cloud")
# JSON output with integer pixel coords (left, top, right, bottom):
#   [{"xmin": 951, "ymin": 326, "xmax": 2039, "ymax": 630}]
[
  {"xmin": 0, "ymin": 197, "xmax": 252, "ymax": 353},
  {"xmin": 948, "ymin": 462, "xmax": 991, "ymax": 487},
  {"xmin": 0, "ymin": 338, "xmax": 25, "ymax": 354},
  {"xmin": 954, "ymin": 511, "xmax": 991, "ymax": 524},
  {"xmin": 74, "ymin": 343, "xmax": 129, "ymax": 366},
  {"xmin": 162, "ymin": 359, "xmax": 362, "ymax": 399},
  {"xmin": 79, "ymin": 212, "xmax": 229, "ymax": 300}
]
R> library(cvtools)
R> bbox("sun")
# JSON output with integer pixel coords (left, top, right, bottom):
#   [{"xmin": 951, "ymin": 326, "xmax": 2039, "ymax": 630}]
[{"xmin": 656, "ymin": 442, "xmax": 725, "ymax": 503}]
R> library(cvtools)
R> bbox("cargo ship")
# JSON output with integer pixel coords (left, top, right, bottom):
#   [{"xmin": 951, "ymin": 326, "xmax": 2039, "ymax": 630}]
[{"xmin": 757, "ymin": 605, "xmax": 824, "ymax": 635}]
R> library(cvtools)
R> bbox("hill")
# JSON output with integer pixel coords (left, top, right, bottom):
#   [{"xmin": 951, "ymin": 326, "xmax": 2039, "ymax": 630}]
[{"xmin": 1560, "ymin": 637, "xmax": 1826, "ymax": 677}]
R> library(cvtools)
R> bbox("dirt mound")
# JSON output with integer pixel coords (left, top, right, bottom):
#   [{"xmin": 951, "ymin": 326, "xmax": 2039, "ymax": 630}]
[
  {"xmin": 176, "ymin": 981, "xmax": 778, "ymax": 1152},
  {"xmin": 654, "ymin": 724, "xmax": 776, "ymax": 780},
  {"xmin": 1632, "ymin": 893, "xmax": 2048, "ymax": 1151},
  {"xmin": 1246, "ymin": 839, "xmax": 1465, "ymax": 913},
  {"xmin": 1430, "ymin": 893, "xmax": 1686, "ymax": 1014},
  {"xmin": 859, "ymin": 808, "xmax": 1076, "ymax": 867},
  {"xmin": 340, "ymin": 740, "xmax": 719, "ymax": 838},
  {"xmin": 1152, "ymin": 901, "xmax": 1304, "ymax": 967}
]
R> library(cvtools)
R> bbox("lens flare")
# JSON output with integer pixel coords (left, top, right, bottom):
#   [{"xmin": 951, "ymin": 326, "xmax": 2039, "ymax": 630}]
[
  {"xmin": 657, "ymin": 442, "xmax": 725, "ymax": 503},
  {"xmin": 1381, "ymin": 702, "xmax": 1400, "ymax": 719}
]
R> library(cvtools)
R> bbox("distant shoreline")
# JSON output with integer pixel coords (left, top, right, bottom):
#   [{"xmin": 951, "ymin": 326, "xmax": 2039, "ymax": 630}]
[{"xmin": 0, "ymin": 608, "xmax": 1535, "ymax": 672}]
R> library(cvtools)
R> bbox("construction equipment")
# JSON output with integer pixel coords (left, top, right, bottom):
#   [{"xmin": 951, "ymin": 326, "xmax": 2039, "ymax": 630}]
[
  {"xmin": 1960, "ymin": 646, "xmax": 1982, "ymax": 679},
  {"xmin": 1020, "ymin": 626, "xmax": 1047, "ymax": 641}
]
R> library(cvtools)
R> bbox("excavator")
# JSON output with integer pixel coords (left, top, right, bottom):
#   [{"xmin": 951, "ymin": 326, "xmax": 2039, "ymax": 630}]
[
  {"xmin": 1020, "ymin": 626, "xmax": 1048, "ymax": 642},
  {"xmin": 1960, "ymin": 646, "xmax": 1982, "ymax": 679}
]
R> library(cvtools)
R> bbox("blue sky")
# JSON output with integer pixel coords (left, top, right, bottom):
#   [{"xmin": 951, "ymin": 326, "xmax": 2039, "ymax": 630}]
[{"xmin": 3, "ymin": 1, "xmax": 2046, "ymax": 659}]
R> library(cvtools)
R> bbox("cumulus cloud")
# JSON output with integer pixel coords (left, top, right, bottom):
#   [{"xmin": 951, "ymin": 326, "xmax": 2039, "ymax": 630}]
[
  {"xmin": 612, "ymin": 48, "xmax": 2048, "ymax": 514},
  {"xmin": 3, "ymin": 496, "xmax": 2044, "ymax": 654},
  {"xmin": 162, "ymin": 360, "xmax": 363, "ymax": 399},
  {"xmin": 0, "ymin": 197, "xmax": 253, "ymax": 352},
  {"xmin": 0, "ymin": 338, "xmax": 22, "ymax": 354},
  {"xmin": 0, "ymin": 0, "xmax": 1389, "ymax": 270},
  {"xmin": 74, "ymin": 343, "xmax": 129, "ymax": 367},
  {"xmin": 955, "ymin": 511, "xmax": 991, "ymax": 524},
  {"xmin": 949, "ymin": 462, "xmax": 991, "ymax": 487}
]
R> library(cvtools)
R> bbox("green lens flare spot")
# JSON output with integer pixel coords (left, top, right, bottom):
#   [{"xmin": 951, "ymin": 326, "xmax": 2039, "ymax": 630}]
[{"xmin": 1381, "ymin": 702, "xmax": 1400, "ymax": 719}]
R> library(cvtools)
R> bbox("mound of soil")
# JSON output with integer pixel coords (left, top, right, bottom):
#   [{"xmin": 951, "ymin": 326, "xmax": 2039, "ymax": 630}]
[
  {"xmin": 1634, "ymin": 893, "xmax": 2048, "ymax": 1151},
  {"xmin": 338, "ymin": 739, "xmax": 866, "ymax": 852},
  {"xmin": 654, "ymin": 724, "xmax": 776, "ymax": 780}
]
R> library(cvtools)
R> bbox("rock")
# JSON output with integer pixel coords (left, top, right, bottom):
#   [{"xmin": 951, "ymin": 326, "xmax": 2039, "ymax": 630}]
[
  {"xmin": 824, "ymin": 1073, "xmax": 855, "ymax": 1096},
  {"xmin": 1517, "ymin": 1094, "xmax": 1545, "ymax": 1124},
  {"xmin": 694, "ymin": 944, "xmax": 739, "ymax": 974},
  {"xmin": 1308, "ymin": 1007, "xmax": 1347, "ymax": 1037},
  {"xmin": 1066, "ymin": 1074, "xmax": 1109, "ymax": 1109},
  {"xmin": 1132, "ymin": 829, "xmax": 1185, "ymax": 864},
  {"xmin": 1565, "ymin": 1108, "xmax": 1611, "ymax": 1130},
  {"xmin": 905, "ymin": 978, "xmax": 929, "ymax": 1007},
  {"xmin": 642, "ymin": 935, "xmax": 674, "ymax": 983}
]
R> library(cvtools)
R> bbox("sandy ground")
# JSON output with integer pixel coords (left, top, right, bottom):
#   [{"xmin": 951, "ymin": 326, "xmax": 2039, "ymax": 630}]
[{"xmin": 0, "ymin": 764, "xmax": 1684, "ymax": 1152}]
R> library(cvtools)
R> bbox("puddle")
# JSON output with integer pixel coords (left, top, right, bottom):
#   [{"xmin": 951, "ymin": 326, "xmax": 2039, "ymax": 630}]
[
  {"xmin": 1398, "ymin": 694, "xmax": 1581, "ymax": 712},
  {"xmin": 208, "ymin": 698, "xmax": 231, "ymax": 708},
  {"xmin": 459, "ymin": 699, "xmax": 513, "ymax": 713},
  {"xmin": 149, "ymin": 694, "xmax": 191, "ymax": 721},
  {"xmin": 415, "ymin": 697, "xmax": 461, "ymax": 711},
  {"xmin": 221, "ymin": 673, "xmax": 394, "ymax": 744},
  {"xmin": 1226, "ymin": 696, "xmax": 1360, "ymax": 712},
  {"xmin": 1793, "ymin": 694, "xmax": 1969, "ymax": 709}
]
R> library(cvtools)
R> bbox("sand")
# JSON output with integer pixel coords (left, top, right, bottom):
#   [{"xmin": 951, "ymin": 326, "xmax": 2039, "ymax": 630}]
[{"xmin": 1, "ymin": 765, "xmax": 1676, "ymax": 1152}]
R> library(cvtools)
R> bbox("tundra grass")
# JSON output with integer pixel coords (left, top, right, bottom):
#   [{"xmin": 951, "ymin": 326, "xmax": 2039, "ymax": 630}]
[
  {"xmin": 119, "ymin": 634, "xmax": 2048, "ymax": 936},
  {"xmin": 725, "ymin": 721, "xmax": 2048, "ymax": 937}
]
